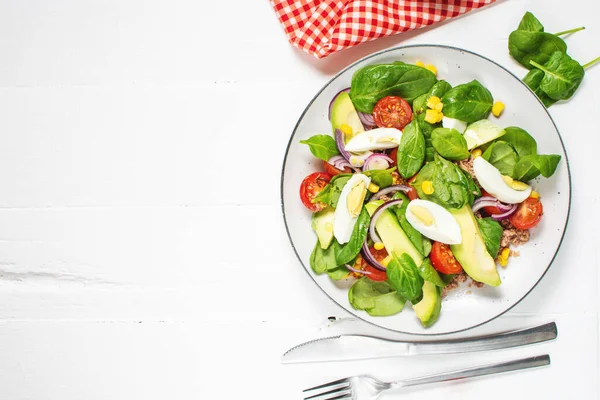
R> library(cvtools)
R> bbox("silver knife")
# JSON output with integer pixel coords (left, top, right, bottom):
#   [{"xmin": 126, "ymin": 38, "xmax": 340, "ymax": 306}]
[{"xmin": 281, "ymin": 322, "xmax": 557, "ymax": 364}]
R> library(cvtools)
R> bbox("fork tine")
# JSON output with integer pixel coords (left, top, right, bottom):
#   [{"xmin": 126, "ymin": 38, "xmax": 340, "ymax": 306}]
[
  {"xmin": 323, "ymin": 392, "xmax": 352, "ymax": 400},
  {"xmin": 303, "ymin": 384, "xmax": 350, "ymax": 400},
  {"xmin": 303, "ymin": 377, "xmax": 349, "ymax": 392}
]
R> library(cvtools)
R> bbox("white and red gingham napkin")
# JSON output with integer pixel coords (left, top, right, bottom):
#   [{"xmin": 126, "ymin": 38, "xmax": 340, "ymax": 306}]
[{"xmin": 271, "ymin": 0, "xmax": 496, "ymax": 59}]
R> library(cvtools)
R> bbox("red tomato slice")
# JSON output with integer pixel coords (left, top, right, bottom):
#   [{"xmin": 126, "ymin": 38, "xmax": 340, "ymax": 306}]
[
  {"xmin": 407, "ymin": 174, "xmax": 419, "ymax": 201},
  {"xmin": 322, "ymin": 160, "xmax": 351, "ymax": 176},
  {"xmin": 430, "ymin": 241, "xmax": 463, "ymax": 274},
  {"xmin": 509, "ymin": 197, "xmax": 543, "ymax": 229},
  {"xmin": 389, "ymin": 147, "xmax": 398, "ymax": 167},
  {"xmin": 372, "ymin": 96, "xmax": 413, "ymax": 130},
  {"xmin": 480, "ymin": 190, "xmax": 502, "ymax": 215},
  {"xmin": 299, "ymin": 172, "xmax": 331, "ymax": 212}
]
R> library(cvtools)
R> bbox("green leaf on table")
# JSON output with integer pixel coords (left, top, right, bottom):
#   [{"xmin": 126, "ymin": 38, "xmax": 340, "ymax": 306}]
[{"xmin": 530, "ymin": 51, "xmax": 585, "ymax": 101}]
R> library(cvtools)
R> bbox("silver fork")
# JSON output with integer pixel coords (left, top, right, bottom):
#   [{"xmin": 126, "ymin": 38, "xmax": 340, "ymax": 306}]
[{"xmin": 303, "ymin": 354, "xmax": 550, "ymax": 399}]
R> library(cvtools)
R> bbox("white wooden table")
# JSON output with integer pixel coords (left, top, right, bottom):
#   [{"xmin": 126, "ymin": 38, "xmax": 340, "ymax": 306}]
[{"xmin": 0, "ymin": 0, "xmax": 598, "ymax": 398}]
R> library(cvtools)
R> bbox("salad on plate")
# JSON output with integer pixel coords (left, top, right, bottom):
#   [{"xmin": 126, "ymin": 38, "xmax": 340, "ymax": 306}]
[{"xmin": 299, "ymin": 60, "xmax": 561, "ymax": 328}]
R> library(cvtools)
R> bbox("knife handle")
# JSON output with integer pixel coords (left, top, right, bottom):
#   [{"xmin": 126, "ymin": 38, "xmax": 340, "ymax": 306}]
[{"xmin": 411, "ymin": 322, "xmax": 557, "ymax": 355}]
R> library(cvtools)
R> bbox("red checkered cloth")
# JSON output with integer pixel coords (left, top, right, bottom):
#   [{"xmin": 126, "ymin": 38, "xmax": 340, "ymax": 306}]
[{"xmin": 271, "ymin": 0, "xmax": 495, "ymax": 58}]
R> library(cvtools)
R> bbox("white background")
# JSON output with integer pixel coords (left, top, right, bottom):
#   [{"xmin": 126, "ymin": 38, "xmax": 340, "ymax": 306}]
[{"xmin": 0, "ymin": 0, "xmax": 598, "ymax": 399}]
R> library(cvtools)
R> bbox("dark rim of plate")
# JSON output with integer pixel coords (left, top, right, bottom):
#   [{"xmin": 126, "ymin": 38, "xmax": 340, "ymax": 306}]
[{"xmin": 279, "ymin": 44, "xmax": 572, "ymax": 336}]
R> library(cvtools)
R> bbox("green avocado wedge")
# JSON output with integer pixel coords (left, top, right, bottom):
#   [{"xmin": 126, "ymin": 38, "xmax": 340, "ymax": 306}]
[
  {"xmin": 450, "ymin": 206, "xmax": 502, "ymax": 287},
  {"xmin": 413, "ymin": 281, "xmax": 441, "ymax": 328},
  {"xmin": 330, "ymin": 92, "xmax": 364, "ymax": 135}
]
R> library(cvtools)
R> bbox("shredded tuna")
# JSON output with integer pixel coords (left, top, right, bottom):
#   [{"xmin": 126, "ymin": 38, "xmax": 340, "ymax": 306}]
[
  {"xmin": 457, "ymin": 157, "xmax": 477, "ymax": 182},
  {"xmin": 500, "ymin": 225, "xmax": 530, "ymax": 247}
]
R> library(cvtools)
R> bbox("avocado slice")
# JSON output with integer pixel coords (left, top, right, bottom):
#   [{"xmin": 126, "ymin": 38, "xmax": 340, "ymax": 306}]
[
  {"xmin": 450, "ymin": 206, "xmax": 502, "ymax": 286},
  {"xmin": 330, "ymin": 92, "xmax": 365, "ymax": 136},
  {"xmin": 365, "ymin": 201, "xmax": 423, "ymax": 265},
  {"xmin": 412, "ymin": 281, "xmax": 441, "ymax": 327},
  {"xmin": 311, "ymin": 207, "xmax": 335, "ymax": 249},
  {"xmin": 463, "ymin": 119, "xmax": 505, "ymax": 150}
]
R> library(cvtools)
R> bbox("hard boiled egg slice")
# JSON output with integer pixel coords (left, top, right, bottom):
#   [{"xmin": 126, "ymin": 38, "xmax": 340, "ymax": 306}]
[
  {"xmin": 405, "ymin": 199, "xmax": 462, "ymax": 245},
  {"xmin": 473, "ymin": 157, "xmax": 532, "ymax": 204},
  {"xmin": 442, "ymin": 116, "xmax": 467, "ymax": 134},
  {"xmin": 333, "ymin": 174, "xmax": 371, "ymax": 244},
  {"xmin": 344, "ymin": 128, "xmax": 402, "ymax": 152}
]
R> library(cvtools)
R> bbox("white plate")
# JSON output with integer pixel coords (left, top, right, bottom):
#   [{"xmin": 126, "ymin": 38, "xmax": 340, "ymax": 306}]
[{"xmin": 281, "ymin": 45, "xmax": 571, "ymax": 335}]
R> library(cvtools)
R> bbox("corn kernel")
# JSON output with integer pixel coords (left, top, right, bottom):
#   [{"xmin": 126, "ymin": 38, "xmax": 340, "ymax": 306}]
[
  {"xmin": 381, "ymin": 255, "xmax": 392, "ymax": 267},
  {"xmin": 427, "ymin": 96, "xmax": 441, "ymax": 109},
  {"xmin": 471, "ymin": 148, "xmax": 482, "ymax": 158},
  {"xmin": 501, "ymin": 248, "xmax": 510, "ymax": 259},
  {"xmin": 368, "ymin": 182, "xmax": 380, "ymax": 193},
  {"xmin": 499, "ymin": 257, "xmax": 508, "ymax": 267},
  {"xmin": 492, "ymin": 101, "xmax": 505, "ymax": 117},
  {"xmin": 422, "ymin": 180, "xmax": 434, "ymax": 195},
  {"xmin": 530, "ymin": 191, "xmax": 540, "ymax": 199},
  {"xmin": 434, "ymin": 102, "xmax": 444, "ymax": 112},
  {"xmin": 374, "ymin": 242, "xmax": 385, "ymax": 251},
  {"xmin": 425, "ymin": 64, "xmax": 437, "ymax": 76},
  {"xmin": 425, "ymin": 109, "xmax": 443, "ymax": 124},
  {"xmin": 340, "ymin": 124, "xmax": 353, "ymax": 135},
  {"xmin": 415, "ymin": 61, "xmax": 425, "ymax": 67}
]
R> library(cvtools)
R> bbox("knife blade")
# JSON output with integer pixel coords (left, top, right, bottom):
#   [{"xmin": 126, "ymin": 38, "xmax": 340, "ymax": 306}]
[{"xmin": 281, "ymin": 322, "xmax": 557, "ymax": 364}]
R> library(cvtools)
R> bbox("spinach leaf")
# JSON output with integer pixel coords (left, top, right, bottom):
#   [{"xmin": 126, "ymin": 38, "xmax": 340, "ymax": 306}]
[
  {"xmin": 523, "ymin": 69, "xmax": 558, "ymax": 108},
  {"xmin": 430, "ymin": 80, "xmax": 452, "ymax": 98},
  {"xmin": 386, "ymin": 253, "xmax": 424, "ymax": 302},
  {"xmin": 530, "ymin": 51, "xmax": 585, "ymax": 101},
  {"xmin": 364, "ymin": 167, "xmax": 397, "ymax": 188},
  {"xmin": 500, "ymin": 127, "xmax": 538, "ymax": 157},
  {"xmin": 349, "ymin": 64, "xmax": 437, "ymax": 113},
  {"xmin": 348, "ymin": 278, "xmax": 406, "ymax": 316},
  {"xmin": 313, "ymin": 174, "xmax": 351, "ymax": 207},
  {"xmin": 513, "ymin": 154, "xmax": 561, "ymax": 181},
  {"xmin": 327, "ymin": 264, "xmax": 351, "ymax": 280},
  {"xmin": 413, "ymin": 93, "xmax": 429, "ymax": 115},
  {"xmin": 421, "ymin": 237, "xmax": 432, "ymax": 257},
  {"xmin": 431, "ymin": 128, "xmax": 470, "ymax": 160},
  {"xmin": 300, "ymin": 135, "xmax": 338, "ymax": 161},
  {"xmin": 390, "ymin": 192, "xmax": 424, "ymax": 255},
  {"xmin": 509, "ymin": 12, "xmax": 567, "ymax": 69},
  {"xmin": 482, "ymin": 141, "xmax": 519, "ymax": 176},
  {"xmin": 441, "ymin": 80, "xmax": 494, "ymax": 123},
  {"xmin": 335, "ymin": 207, "xmax": 370, "ymax": 265},
  {"xmin": 396, "ymin": 120, "xmax": 425, "ymax": 178},
  {"xmin": 477, "ymin": 218, "xmax": 503, "ymax": 258},
  {"xmin": 418, "ymin": 258, "xmax": 446, "ymax": 287},
  {"xmin": 517, "ymin": 11, "xmax": 544, "ymax": 32},
  {"xmin": 461, "ymin": 168, "xmax": 481, "ymax": 206},
  {"xmin": 309, "ymin": 240, "xmax": 338, "ymax": 274},
  {"xmin": 412, "ymin": 154, "xmax": 470, "ymax": 209}
]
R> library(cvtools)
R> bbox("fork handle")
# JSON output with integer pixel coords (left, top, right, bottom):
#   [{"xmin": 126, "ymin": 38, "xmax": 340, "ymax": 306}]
[{"xmin": 393, "ymin": 355, "xmax": 550, "ymax": 389}]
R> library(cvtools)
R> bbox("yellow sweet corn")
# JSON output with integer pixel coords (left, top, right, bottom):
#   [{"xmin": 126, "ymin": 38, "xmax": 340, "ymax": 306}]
[
  {"xmin": 498, "ymin": 247, "xmax": 510, "ymax": 267},
  {"xmin": 368, "ymin": 182, "xmax": 380, "ymax": 193},
  {"xmin": 530, "ymin": 191, "xmax": 540, "ymax": 199},
  {"xmin": 422, "ymin": 180, "xmax": 434, "ymax": 195},
  {"xmin": 492, "ymin": 101, "xmax": 505, "ymax": 117},
  {"xmin": 471, "ymin": 148, "xmax": 482, "ymax": 158},
  {"xmin": 381, "ymin": 255, "xmax": 392, "ymax": 267},
  {"xmin": 374, "ymin": 242, "xmax": 385, "ymax": 251},
  {"xmin": 425, "ymin": 109, "xmax": 443, "ymax": 124},
  {"xmin": 434, "ymin": 102, "xmax": 444, "ymax": 112},
  {"xmin": 340, "ymin": 123, "xmax": 353, "ymax": 135},
  {"xmin": 415, "ymin": 61, "xmax": 425, "ymax": 67},
  {"xmin": 427, "ymin": 96, "xmax": 442, "ymax": 110},
  {"xmin": 425, "ymin": 64, "xmax": 437, "ymax": 76}
]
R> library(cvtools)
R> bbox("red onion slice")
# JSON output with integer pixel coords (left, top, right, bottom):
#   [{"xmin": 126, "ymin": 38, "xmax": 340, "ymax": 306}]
[
  {"xmin": 491, "ymin": 204, "xmax": 518, "ymax": 221},
  {"xmin": 371, "ymin": 185, "xmax": 411, "ymax": 201},
  {"xmin": 472, "ymin": 195, "xmax": 515, "ymax": 214},
  {"xmin": 335, "ymin": 128, "xmax": 353, "ymax": 162},
  {"xmin": 363, "ymin": 153, "xmax": 393, "ymax": 171},
  {"xmin": 361, "ymin": 242, "xmax": 388, "ymax": 271},
  {"xmin": 345, "ymin": 263, "xmax": 372, "ymax": 275},
  {"xmin": 328, "ymin": 88, "xmax": 350, "ymax": 121},
  {"xmin": 327, "ymin": 155, "xmax": 360, "ymax": 173},
  {"xmin": 357, "ymin": 111, "xmax": 377, "ymax": 130},
  {"xmin": 369, "ymin": 199, "xmax": 404, "ymax": 245}
]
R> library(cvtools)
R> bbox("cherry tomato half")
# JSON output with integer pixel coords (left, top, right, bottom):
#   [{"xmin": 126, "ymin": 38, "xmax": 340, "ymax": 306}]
[
  {"xmin": 322, "ymin": 160, "xmax": 351, "ymax": 176},
  {"xmin": 299, "ymin": 172, "xmax": 331, "ymax": 212},
  {"xmin": 430, "ymin": 241, "xmax": 463, "ymax": 274},
  {"xmin": 509, "ymin": 197, "xmax": 543, "ymax": 230},
  {"xmin": 372, "ymin": 96, "xmax": 413, "ymax": 130},
  {"xmin": 407, "ymin": 174, "xmax": 419, "ymax": 201}
]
